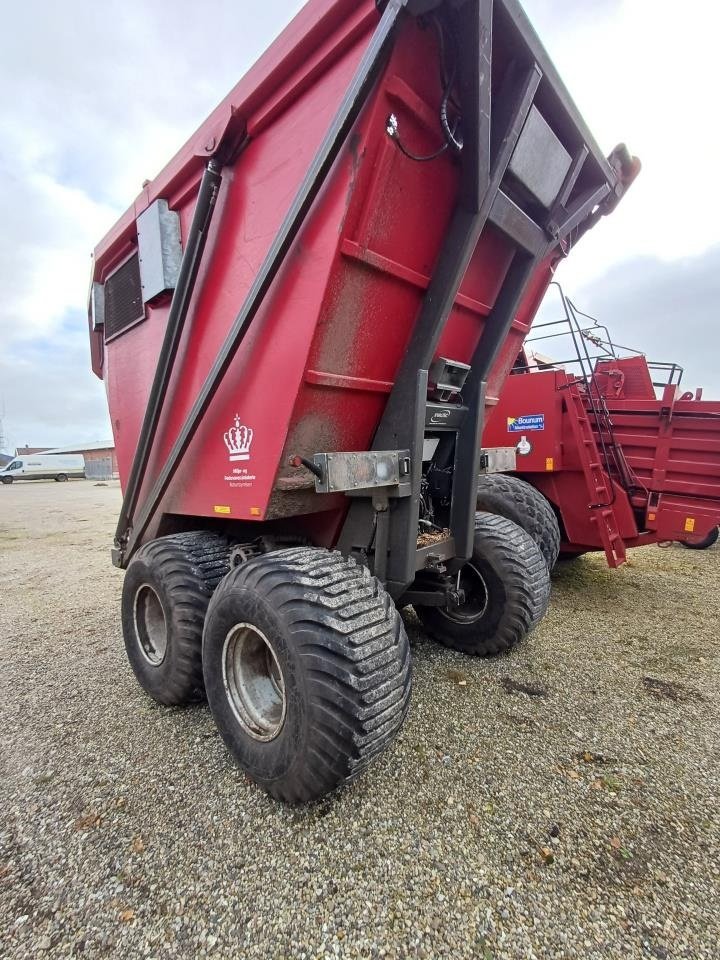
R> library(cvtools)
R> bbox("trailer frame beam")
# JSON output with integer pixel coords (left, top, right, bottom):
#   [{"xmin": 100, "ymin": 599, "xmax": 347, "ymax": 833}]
[{"xmin": 114, "ymin": 157, "xmax": 228, "ymax": 553}]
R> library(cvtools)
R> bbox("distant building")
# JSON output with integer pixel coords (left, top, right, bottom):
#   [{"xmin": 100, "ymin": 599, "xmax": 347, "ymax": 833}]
[
  {"xmin": 0, "ymin": 452, "xmax": 12, "ymax": 468},
  {"xmin": 43, "ymin": 442, "xmax": 119, "ymax": 479},
  {"xmin": 16, "ymin": 442, "xmax": 118, "ymax": 479},
  {"xmin": 15, "ymin": 445, "xmax": 50, "ymax": 456}
]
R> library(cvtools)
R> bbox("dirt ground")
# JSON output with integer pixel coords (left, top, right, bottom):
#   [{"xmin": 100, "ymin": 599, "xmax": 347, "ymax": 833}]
[{"xmin": 1, "ymin": 480, "xmax": 718, "ymax": 959}]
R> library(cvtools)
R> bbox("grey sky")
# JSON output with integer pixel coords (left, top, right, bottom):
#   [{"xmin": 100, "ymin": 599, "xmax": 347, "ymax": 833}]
[
  {"xmin": 572, "ymin": 246, "xmax": 720, "ymax": 396},
  {"xmin": 0, "ymin": 0, "xmax": 717, "ymax": 453},
  {"xmin": 532, "ymin": 245, "xmax": 720, "ymax": 396}
]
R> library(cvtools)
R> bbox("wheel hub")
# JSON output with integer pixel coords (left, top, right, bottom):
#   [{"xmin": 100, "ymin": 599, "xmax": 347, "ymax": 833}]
[
  {"xmin": 441, "ymin": 562, "xmax": 488, "ymax": 623},
  {"xmin": 133, "ymin": 584, "xmax": 168, "ymax": 665},
  {"xmin": 222, "ymin": 624, "xmax": 286, "ymax": 742}
]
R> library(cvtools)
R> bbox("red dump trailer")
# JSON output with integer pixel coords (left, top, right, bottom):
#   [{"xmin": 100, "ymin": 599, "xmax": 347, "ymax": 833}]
[
  {"xmin": 89, "ymin": 0, "xmax": 636, "ymax": 801},
  {"xmin": 481, "ymin": 286, "xmax": 720, "ymax": 566}
]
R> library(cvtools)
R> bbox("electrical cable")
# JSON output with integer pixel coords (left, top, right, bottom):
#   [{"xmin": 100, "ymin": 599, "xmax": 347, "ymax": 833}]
[
  {"xmin": 391, "ymin": 128, "xmax": 449, "ymax": 163},
  {"xmin": 386, "ymin": 14, "xmax": 463, "ymax": 163}
]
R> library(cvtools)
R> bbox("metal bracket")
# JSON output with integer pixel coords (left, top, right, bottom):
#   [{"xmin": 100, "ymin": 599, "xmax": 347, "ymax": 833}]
[
  {"xmin": 416, "ymin": 535, "xmax": 456, "ymax": 570},
  {"xmin": 313, "ymin": 450, "xmax": 411, "ymax": 494},
  {"xmin": 479, "ymin": 446, "xmax": 517, "ymax": 473}
]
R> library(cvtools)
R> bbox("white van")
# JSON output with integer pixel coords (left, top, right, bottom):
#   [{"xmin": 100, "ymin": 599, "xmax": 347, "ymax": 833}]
[{"xmin": 0, "ymin": 454, "xmax": 86, "ymax": 484}]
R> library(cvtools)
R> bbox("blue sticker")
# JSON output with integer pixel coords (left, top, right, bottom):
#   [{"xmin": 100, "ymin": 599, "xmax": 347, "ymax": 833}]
[{"xmin": 507, "ymin": 414, "xmax": 545, "ymax": 432}]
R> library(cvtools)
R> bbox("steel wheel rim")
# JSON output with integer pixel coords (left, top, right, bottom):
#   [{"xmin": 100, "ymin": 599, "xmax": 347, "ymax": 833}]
[
  {"xmin": 440, "ymin": 562, "xmax": 489, "ymax": 623},
  {"xmin": 222, "ymin": 623, "xmax": 286, "ymax": 742},
  {"xmin": 133, "ymin": 584, "xmax": 168, "ymax": 665}
]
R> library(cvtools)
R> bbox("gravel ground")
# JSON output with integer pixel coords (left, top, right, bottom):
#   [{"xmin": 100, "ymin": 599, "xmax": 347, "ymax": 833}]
[{"xmin": 1, "ymin": 480, "xmax": 719, "ymax": 959}]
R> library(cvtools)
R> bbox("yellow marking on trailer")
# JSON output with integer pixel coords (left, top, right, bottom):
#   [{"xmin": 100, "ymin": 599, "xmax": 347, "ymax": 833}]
[
  {"xmin": 684, "ymin": 517, "xmax": 695, "ymax": 533},
  {"xmin": 545, "ymin": 457, "xmax": 554, "ymax": 471},
  {"xmin": 648, "ymin": 512, "xmax": 656, "ymax": 521},
  {"xmin": 250, "ymin": 506, "xmax": 261, "ymax": 516},
  {"xmin": 214, "ymin": 505, "xmax": 231, "ymax": 515}
]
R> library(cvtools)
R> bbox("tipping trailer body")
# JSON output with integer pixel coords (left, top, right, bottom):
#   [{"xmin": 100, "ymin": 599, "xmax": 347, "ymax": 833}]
[
  {"xmin": 88, "ymin": 0, "xmax": 639, "ymax": 803},
  {"xmin": 89, "ymin": 0, "xmax": 635, "ymax": 598},
  {"xmin": 482, "ymin": 344, "xmax": 720, "ymax": 565}
]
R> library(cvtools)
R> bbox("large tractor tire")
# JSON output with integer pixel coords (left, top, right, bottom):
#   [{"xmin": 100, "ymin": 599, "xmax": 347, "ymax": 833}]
[
  {"xmin": 476, "ymin": 473, "xmax": 560, "ymax": 569},
  {"xmin": 416, "ymin": 512, "xmax": 550, "ymax": 656},
  {"xmin": 121, "ymin": 531, "xmax": 232, "ymax": 706},
  {"xmin": 202, "ymin": 547, "xmax": 411, "ymax": 804},
  {"xmin": 681, "ymin": 526, "xmax": 718, "ymax": 550}
]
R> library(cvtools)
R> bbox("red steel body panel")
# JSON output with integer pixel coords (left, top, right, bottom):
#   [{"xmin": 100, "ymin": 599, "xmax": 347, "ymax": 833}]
[
  {"xmin": 95, "ymin": 3, "xmax": 381, "ymax": 542},
  {"xmin": 91, "ymin": 0, "xmax": 626, "ymax": 552},
  {"xmin": 483, "ymin": 358, "xmax": 720, "ymax": 560}
]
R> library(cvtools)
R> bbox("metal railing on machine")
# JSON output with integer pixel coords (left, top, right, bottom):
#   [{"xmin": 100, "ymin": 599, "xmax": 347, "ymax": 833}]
[
  {"xmin": 517, "ymin": 281, "xmax": 656, "ymax": 499},
  {"xmin": 521, "ymin": 282, "xmax": 684, "ymax": 390}
]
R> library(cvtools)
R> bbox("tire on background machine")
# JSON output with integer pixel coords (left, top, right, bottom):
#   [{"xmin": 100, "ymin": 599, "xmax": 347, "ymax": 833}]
[
  {"xmin": 681, "ymin": 526, "xmax": 719, "ymax": 550},
  {"xmin": 415, "ymin": 511, "xmax": 551, "ymax": 656},
  {"xmin": 476, "ymin": 473, "xmax": 561, "ymax": 569},
  {"xmin": 202, "ymin": 546, "xmax": 412, "ymax": 804},
  {"xmin": 121, "ymin": 531, "xmax": 232, "ymax": 705}
]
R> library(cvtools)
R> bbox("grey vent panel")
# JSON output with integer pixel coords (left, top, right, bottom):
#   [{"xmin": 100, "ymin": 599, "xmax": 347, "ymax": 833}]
[{"xmin": 137, "ymin": 199, "xmax": 182, "ymax": 302}]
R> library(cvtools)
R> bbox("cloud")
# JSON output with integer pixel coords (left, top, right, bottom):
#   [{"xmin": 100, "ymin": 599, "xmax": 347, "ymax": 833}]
[
  {"xmin": 0, "ymin": 0, "xmax": 304, "ymax": 453},
  {"xmin": 522, "ymin": 0, "xmax": 720, "ymax": 289},
  {"xmin": 575, "ymin": 245, "xmax": 720, "ymax": 397},
  {"xmin": 0, "ymin": 320, "xmax": 111, "ymax": 450}
]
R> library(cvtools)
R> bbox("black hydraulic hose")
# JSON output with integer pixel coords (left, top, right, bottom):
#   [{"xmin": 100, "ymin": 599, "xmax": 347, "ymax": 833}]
[
  {"xmin": 115, "ymin": 158, "xmax": 224, "ymax": 548},
  {"xmin": 438, "ymin": 51, "xmax": 462, "ymax": 153},
  {"xmin": 440, "ymin": 92, "xmax": 463, "ymax": 153},
  {"xmin": 386, "ymin": 13, "xmax": 462, "ymax": 162}
]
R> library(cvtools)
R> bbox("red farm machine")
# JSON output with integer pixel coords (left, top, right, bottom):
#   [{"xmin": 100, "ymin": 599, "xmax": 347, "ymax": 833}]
[
  {"xmin": 88, "ymin": 0, "xmax": 638, "ymax": 802},
  {"xmin": 481, "ymin": 284, "xmax": 720, "ymax": 566}
]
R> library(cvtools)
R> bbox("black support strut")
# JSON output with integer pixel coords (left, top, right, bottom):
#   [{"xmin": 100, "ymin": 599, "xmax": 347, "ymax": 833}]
[
  {"xmin": 115, "ymin": 158, "xmax": 226, "ymax": 551},
  {"xmin": 339, "ymin": 0, "xmax": 543, "ymax": 596}
]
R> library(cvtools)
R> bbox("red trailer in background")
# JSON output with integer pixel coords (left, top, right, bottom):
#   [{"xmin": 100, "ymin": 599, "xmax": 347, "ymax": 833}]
[
  {"xmin": 482, "ymin": 285, "xmax": 720, "ymax": 565},
  {"xmin": 89, "ymin": 0, "xmax": 638, "ymax": 802}
]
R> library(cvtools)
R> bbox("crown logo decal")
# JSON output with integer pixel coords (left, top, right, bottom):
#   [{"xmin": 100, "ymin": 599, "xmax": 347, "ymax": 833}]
[{"xmin": 224, "ymin": 414, "xmax": 253, "ymax": 461}]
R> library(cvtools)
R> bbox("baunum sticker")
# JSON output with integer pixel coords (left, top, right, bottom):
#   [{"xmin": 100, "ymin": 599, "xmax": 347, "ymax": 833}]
[{"xmin": 507, "ymin": 414, "xmax": 545, "ymax": 433}]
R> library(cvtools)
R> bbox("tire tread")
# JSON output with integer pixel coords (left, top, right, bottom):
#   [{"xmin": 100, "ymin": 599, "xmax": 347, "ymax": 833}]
[
  {"xmin": 206, "ymin": 547, "xmax": 411, "ymax": 803},
  {"xmin": 417, "ymin": 512, "xmax": 550, "ymax": 656},
  {"xmin": 122, "ymin": 531, "xmax": 231, "ymax": 705},
  {"xmin": 476, "ymin": 473, "xmax": 561, "ymax": 568}
]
